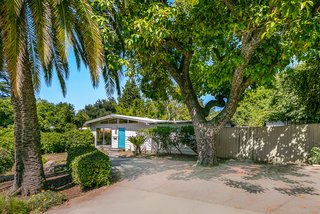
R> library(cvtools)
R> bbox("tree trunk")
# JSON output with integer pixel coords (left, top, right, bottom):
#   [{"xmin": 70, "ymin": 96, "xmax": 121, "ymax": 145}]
[
  {"xmin": 10, "ymin": 63, "xmax": 45, "ymax": 196},
  {"xmin": 193, "ymin": 121, "xmax": 219, "ymax": 166}
]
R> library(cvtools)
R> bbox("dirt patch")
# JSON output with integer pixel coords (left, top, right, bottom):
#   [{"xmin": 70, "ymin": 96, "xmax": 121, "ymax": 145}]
[{"xmin": 43, "ymin": 153, "xmax": 67, "ymax": 164}]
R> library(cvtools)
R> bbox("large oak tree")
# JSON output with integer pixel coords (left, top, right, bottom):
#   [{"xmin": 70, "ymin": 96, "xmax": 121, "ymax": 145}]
[{"xmin": 95, "ymin": 0, "xmax": 319, "ymax": 166}]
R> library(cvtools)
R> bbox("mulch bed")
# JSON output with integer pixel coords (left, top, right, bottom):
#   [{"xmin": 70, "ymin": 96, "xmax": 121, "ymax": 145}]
[{"xmin": 0, "ymin": 152, "xmax": 82, "ymax": 200}]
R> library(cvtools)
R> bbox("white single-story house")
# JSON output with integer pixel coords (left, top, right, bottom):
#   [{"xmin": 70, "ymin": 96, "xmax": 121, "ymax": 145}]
[{"xmin": 84, "ymin": 114, "xmax": 191, "ymax": 152}]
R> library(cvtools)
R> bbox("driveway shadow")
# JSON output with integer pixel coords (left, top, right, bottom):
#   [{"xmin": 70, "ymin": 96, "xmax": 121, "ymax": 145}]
[{"xmin": 111, "ymin": 157, "xmax": 320, "ymax": 196}]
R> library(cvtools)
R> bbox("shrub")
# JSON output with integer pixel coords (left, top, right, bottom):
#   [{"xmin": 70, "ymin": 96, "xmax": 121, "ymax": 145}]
[
  {"xmin": 64, "ymin": 129, "xmax": 94, "ymax": 148},
  {"xmin": 147, "ymin": 125, "xmax": 196, "ymax": 154},
  {"xmin": 71, "ymin": 150, "xmax": 111, "ymax": 189},
  {"xmin": 41, "ymin": 129, "xmax": 94, "ymax": 154},
  {"xmin": 0, "ymin": 147, "xmax": 14, "ymax": 174},
  {"xmin": 28, "ymin": 190, "xmax": 66, "ymax": 213},
  {"xmin": 66, "ymin": 144, "xmax": 96, "ymax": 169},
  {"xmin": 147, "ymin": 126, "xmax": 175, "ymax": 153},
  {"xmin": 128, "ymin": 135, "xmax": 147, "ymax": 155},
  {"xmin": 41, "ymin": 132, "xmax": 66, "ymax": 154},
  {"xmin": 0, "ymin": 127, "xmax": 14, "ymax": 154},
  {"xmin": 308, "ymin": 147, "xmax": 320, "ymax": 164},
  {"xmin": 177, "ymin": 125, "xmax": 197, "ymax": 154},
  {"xmin": 0, "ymin": 195, "xmax": 29, "ymax": 214}
]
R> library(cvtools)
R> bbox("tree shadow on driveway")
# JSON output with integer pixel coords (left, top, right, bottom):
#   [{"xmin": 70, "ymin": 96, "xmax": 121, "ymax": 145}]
[{"xmin": 111, "ymin": 157, "xmax": 320, "ymax": 196}]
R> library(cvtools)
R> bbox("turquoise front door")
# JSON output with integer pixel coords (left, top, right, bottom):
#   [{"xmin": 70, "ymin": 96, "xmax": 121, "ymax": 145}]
[{"xmin": 118, "ymin": 128, "xmax": 125, "ymax": 149}]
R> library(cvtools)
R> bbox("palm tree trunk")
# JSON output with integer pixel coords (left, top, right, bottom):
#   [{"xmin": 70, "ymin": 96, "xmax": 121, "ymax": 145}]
[{"xmin": 10, "ymin": 63, "xmax": 45, "ymax": 196}]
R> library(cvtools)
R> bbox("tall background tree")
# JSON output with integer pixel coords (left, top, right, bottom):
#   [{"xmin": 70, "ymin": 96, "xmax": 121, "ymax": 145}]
[
  {"xmin": 95, "ymin": 0, "xmax": 319, "ymax": 166},
  {"xmin": 0, "ymin": 0, "xmax": 104, "ymax": 195}
]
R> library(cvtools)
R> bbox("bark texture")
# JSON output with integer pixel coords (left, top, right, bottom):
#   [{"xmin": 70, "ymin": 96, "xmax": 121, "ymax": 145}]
[{"xmin": 10, "ymin": 62, "xmax": 45, "ymax": 196}]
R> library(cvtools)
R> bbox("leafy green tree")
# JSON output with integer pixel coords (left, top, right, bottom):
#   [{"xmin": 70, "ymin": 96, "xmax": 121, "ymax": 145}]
[
  {"xmin": 77, "ymin": 99, "xmax": 117, "ymax": 123},
  {"xmin": 0, "ymin": 0, "xmax": 104, "ymax": 195},
  {"xmin": 233, "ymin": 87, "xmax": 273, "ymax": 127},
  {"xmin": 118, "ymin": 79, "xmax": 141, "ymax": 109},
  {"xmin": 95, "ymin": 0, "xmax": 319, "ymax": 166}
]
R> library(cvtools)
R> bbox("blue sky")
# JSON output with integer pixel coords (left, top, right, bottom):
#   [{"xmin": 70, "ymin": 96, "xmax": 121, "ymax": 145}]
[
  {"xmin": 37, "ymin": 53, "xmax": 124, "ymax": 112},
  {"xmin": 37, "ymin": 50, "xmax": 213, "ymax": 112}
]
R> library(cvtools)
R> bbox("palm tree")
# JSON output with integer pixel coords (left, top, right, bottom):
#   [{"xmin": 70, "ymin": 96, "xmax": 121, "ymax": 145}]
[{"xmin": 0, "ymin": 0, "xmax": 104, "ymax": 195}]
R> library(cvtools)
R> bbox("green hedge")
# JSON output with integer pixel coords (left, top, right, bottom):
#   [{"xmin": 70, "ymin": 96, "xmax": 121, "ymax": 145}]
[
  {"xmin": 146, "ymin": 125, "xmax": 197, "ymax": 154},
  {"xmin": 0, "ymin": 147, "xmax": 14, "ymax": 174},
  {"xmin": 71, "ymin": 150, "xmax": 111, "ymax": 189},
  {"xmin": 66, "ymin": 144, "xmax": 96, "ymax": 169},
  {"xmin": 0, "ymin": 128, "xmax": 94, "ymax": 154},
  {"xmin": 41, "ymin": 129, "xmax": 94, "ymax": 154},
  {"xmin": 0, "ymin": 127, "xmax": 14, "ymax": 154},
  {"xmin": 308, "ymin": 147, "xmax": 320, "ymax": 164}
]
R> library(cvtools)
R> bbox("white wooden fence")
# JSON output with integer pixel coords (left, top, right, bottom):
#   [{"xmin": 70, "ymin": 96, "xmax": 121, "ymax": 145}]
[{"xmin": 215, "ymin": 124, "xmax": 320, "ymax": 163}]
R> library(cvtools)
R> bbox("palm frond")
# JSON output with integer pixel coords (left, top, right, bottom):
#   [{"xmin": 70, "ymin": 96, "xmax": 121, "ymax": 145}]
[
  {"xmin": 28, "ymin": 0, "xmax": 53, "ymax": 68},
  {"xmin": 1, "ymin": 1, "xmax": 26, "ymax": 95},
  {"xmin": 71, "ymin": 0, "xmax": 104, "ymax": 87},
  {"xmin": 26, "ymin": 5, "xmax": 41, "ymax": 93}
]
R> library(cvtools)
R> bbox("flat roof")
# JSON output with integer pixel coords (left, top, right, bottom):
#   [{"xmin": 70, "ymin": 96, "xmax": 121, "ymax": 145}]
[{"xmin": 84, "ymin": 114, "xmax": 191, "ymax": 126}]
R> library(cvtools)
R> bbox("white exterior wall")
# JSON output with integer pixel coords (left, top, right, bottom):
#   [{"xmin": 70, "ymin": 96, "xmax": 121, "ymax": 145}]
[{"xmin": 91, "ymin": 122, "xmax": 156, "ymax": 151}]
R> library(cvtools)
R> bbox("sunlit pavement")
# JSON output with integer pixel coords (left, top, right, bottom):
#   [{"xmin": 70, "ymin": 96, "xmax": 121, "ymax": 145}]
[{"xmin": 47, "ymin": 157, "xmax": 320, "ymax": 214}]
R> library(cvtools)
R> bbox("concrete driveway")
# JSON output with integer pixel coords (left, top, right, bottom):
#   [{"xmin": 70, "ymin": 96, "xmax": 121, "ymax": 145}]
[{"xmin": 47, "ymin": 157, "xmax": 320, "ymax": 214}]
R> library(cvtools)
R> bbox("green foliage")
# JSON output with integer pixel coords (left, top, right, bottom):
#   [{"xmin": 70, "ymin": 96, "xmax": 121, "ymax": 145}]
[
  {"xmin": 0, "ymin": 126, "xmax": 14, "ymax": 153},
  {"xmin": 66, "ymin": 144, "xmax": 96, "ymax": 169},
  {"xmin": 41, "ymin": 132, "xmax": 66, "ymax": 154},
  {"xmin": 0, "ymin": 147, "xmax": 14, "ymax": 174},
  {"xmin": 118, "ymin": 79, "xmax": 141, "ymax": 109},
  {"xmin": 64, "ymin": 129, "xmax": 94, "ymax": 149},
  {"xmin": 71, "ymin": 150, "xmax": 111, "ymax": 189},
  {"xmin": 128, "ymin": 134, "xmax": 147, "ymax": 155},
  {"xmin": 0, "ymin": 191, "xmax": 66, "ymax": 214},
  {"xmin": 178, "ymin": 125, "xmax": 197, "ymax": 154},
  {"xmin": 37, "ymin": 100, "xmax": 77, "ymax": 132},
  {"xmin": 28, "ymin": 190, "xmax": 66, "ymax": 213},
  {"xmin": 233, "ymin": 87, "xmax": 274, "ymax": 127},
  {"xmin": 147, "ymin": 125, "xmax": 196, "ymax": 154},
  {"xmin": 76, "ymin": 99, "xmax": 117, "ymax": 125},
  {"xmin": 147, "ymin": 126, "xmax": 174, "ymax": 153},
  {"xmin": 41, "ymin": 129, "xmax": 94, "ymax": 154},
  {"xmin": 0, "ymin": 98, "xmax": 13, "ymax": 127},
  {"xmin": 308, "ymin": 147, "xmax": 320, "ymax": 164},
  {"xmin": 0, "ymin": 195, "xmax": 29, "ymax": 214}
]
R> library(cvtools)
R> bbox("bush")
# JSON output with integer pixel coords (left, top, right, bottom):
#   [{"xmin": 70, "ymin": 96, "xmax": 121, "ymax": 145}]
[
  {"xmin": 128, "ymin": 135, "xmax": 147, "ymax": 155},
  {"xmin": 0, "ymin": 195, "xmax": 29, "ymax": 214},
  {"xmin": 71, "ymin": 150, "xmax": 111, "ymax": 189},
  {"xmin": 64, "ymin": 129, "xmax": 94, "ymax": 148},
  {"xmin": 0, "ymin": 127, "xmax": 14, "ymax": 154},
  {"xmin": 0, "ymin": 147, "xmax": 14, "ymax": 174},
  {"xmin": 308, "ymin": 147, "xmax": 320, "ymax": 164},
  {"xmin": 28, "ymin": 190, "xmax": 66, "ymax": 213},
  {"xmin": 41, "ymin": 132, "xmax": 66, "ymax": 153},
  {"xmin": 41, "ymin": 129, "xmax": 94, "ymax": 154},
  {"xmin": 147, "ymin": 125, "xmax": 196, "ymax": 154},
  {"xmin": 66, "ymin": 144, "xmax": 96, "ymax": 169},
  {"xmin": 177, "ymin": 126, "xmax": 197, "ymax": 154}
]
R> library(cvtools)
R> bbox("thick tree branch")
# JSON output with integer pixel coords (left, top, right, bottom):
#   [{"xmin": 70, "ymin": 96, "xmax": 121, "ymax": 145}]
[
  {"xmin": 203, "ymin": 96, "xmax": 225, "ymax": 117},
  {"xmin": 210, "ymin": 28, "xmax": 264, "ymax": 129}
]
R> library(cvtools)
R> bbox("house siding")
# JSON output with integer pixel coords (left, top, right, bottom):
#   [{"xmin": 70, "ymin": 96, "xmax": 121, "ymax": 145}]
[{"xmin": 90, "ymin": 122, "xmax": 156, "ymax": 151}]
